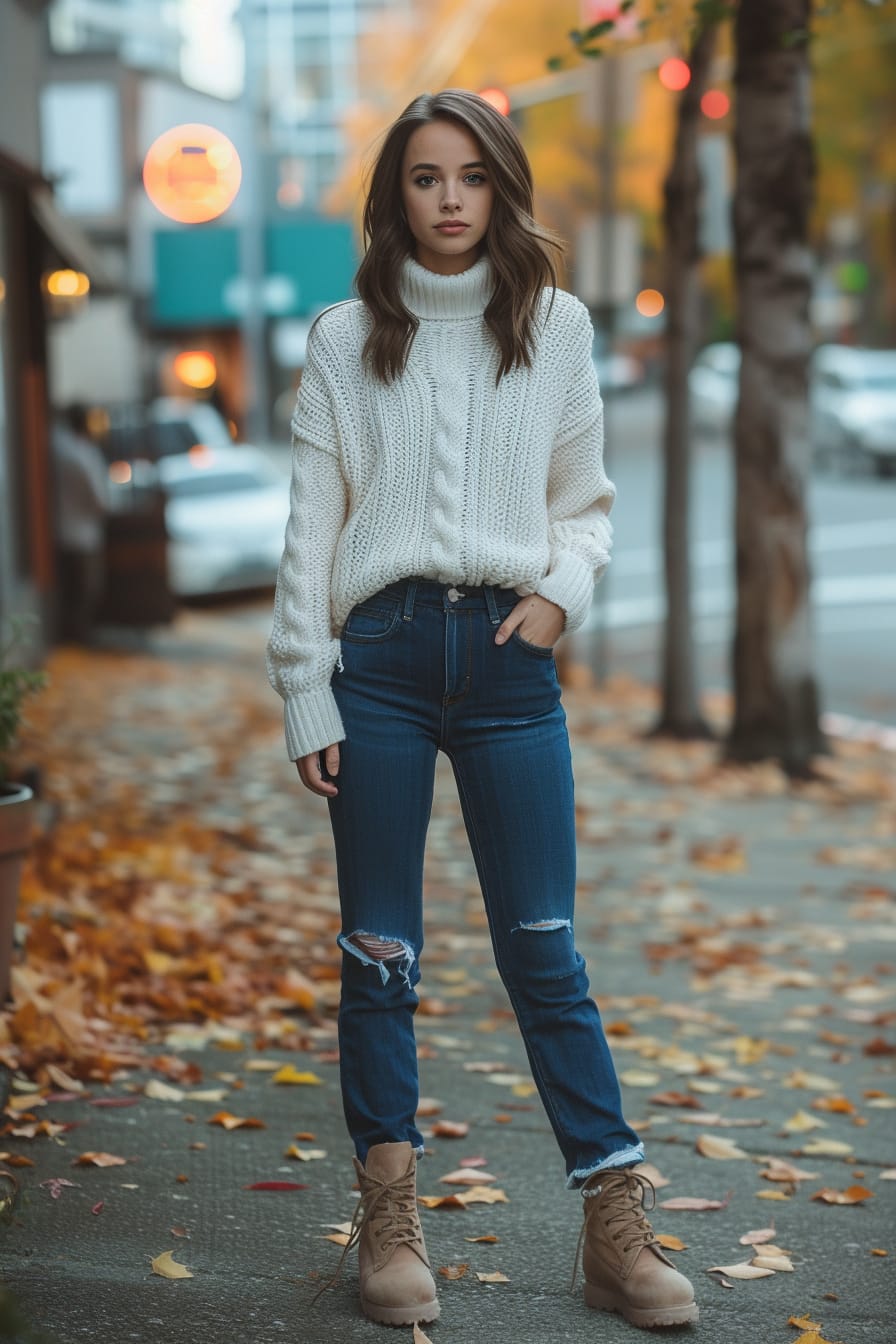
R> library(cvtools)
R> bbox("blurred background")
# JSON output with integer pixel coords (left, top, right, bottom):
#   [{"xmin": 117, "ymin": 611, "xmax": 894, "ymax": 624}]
[{"xmin": 0, "ymin": 0, "xmax": 894, "ymax": 725}]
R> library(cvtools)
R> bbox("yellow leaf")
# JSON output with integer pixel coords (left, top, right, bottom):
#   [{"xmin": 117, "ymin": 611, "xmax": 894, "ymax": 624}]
[
  {"xmin": 271, "ymin": 1065, "xmax": 322, "ymax": 1085},
  {"xmin": 782, "ymin": 1109, "xmax": 825, "ymax": 1133},
  {"xmin": 620, "ymin": 1069, "xmax": 661, "ymax": 1087},
  {"xmin": 150, "ymin": 1250, "xmax": 193, "ymax": 1279},
  {"xmin": 788, "ymin": 1316, "xmax": 822, "ymax": 1331},
  {"xmin": 756, "ymin": 1190, "xmax": 791, "ymax": 1200},
  {"xmin": 73, "ymin": 1152, "xmax": 128, "ymax": 1167},
  {"xmin": 759, "ymin": 1158, "xmax": 819, "ymax": 1183},
  {"xmin": 811, "ymin": 1185, "xmax": 874, "ymax": 1205},
  {"xmin": 284, "ymin": 1145, "xmax": 327, "ymax": 1161},
  {"xmin": 696, "ymin": 1134, "xmax": 749, "ymax": 1160},
  {"xmin": 801, "ymin": 1139, "xmax": 853, "ymax": 1156},
  {"xmin": 438, "ymin": 1263, "xmax": 469, "ymax": 1279},
  {"xmin": 476, "ymin": 1271, "xmax": 510, "ymax": 1283},
  {"xmin": 144, "ymin": 1080, "xmax": 185, "ymax": 1101},
  {"xmin": 439, "ymin": 1169, "xmax": 497, "ymax": 1185},
  {"xmin": 413, "ymin": 1325, "xmax": 434, "ymax": 1344},
  {"xmin": 751, "ymin": 1252, "xmax": 793, "ymax": 1271},
  {"xmin": 656, "ymin": 1234, "xmax": 687, "ymax": 1251},
  {"xmin": 456, "ymin": 1186, "xmax": 509, "ymax": 1206}
]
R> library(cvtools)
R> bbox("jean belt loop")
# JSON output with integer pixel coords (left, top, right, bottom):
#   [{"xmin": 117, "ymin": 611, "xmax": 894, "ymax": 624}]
[
  {"xmin": 483, "ymin": 585, "xmax": 501, "ymax": 626},
  {"xmin": 402, "ymin": 579, "xmax": 417, "ymax": 622}
]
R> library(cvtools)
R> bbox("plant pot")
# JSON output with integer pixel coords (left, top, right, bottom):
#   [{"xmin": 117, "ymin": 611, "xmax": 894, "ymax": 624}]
[{"xmin": 0, "ymin": 783, "xmax": 34, "ymax": 1002}]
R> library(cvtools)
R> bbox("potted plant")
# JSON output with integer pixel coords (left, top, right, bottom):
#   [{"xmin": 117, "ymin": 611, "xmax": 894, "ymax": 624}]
[{"xmin": 0, "ymin": 619, "xmax": 46, "ymax": 1003}]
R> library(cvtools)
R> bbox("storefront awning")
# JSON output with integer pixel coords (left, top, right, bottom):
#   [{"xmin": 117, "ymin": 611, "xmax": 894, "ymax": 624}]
[{"xmin": 30, "ymin": 186, "xmax": 115, "ymax": 291}]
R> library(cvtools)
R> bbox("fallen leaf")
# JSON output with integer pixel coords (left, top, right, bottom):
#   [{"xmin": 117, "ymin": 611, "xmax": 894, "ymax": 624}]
[
  {"xmin": 696, "ymin": 1134, "xmax": 749, "ymax": 1160},
  {"xmin": 756, "ymin": 1190, "xmax": 791, "ymax": 1201},
  {"xmin": 207, "ymin": 1111, "xmax": 265, "ymax": 1130},
  {"xmin": 650, "ymin": 1091, "xmax": 704, "ymax": 1110},
  {"xmin": 801, "ymin": 1139, "xmax": 853, "ymax": 1156},
  {"xmin": 810, "ymin": 1185, "xmax": 874, "ymax": 1205},
  {"xmin": 416, "ymin": 1098, "xmax": 443, "ymax": 1116},
  {"xmin": 418, "ymin": 1194, "xmax": 467, "ymax": 1209},
  {"xmin": 879, "ymin": 1169, "xmax": 896, "ymax": 1180},
  {"xmin": 788, "ymin": 1316, "xmax": 822, "ymax": 1330},
  {"xmin": 659, "ymin": 1194, "xmax": 731, "ymax": 1212},
  {"xmin": 150, "ymin": 1250, "xmax": 193, "ymax": 1279},
  {"xmin": 656, "ymin": 1234, "xmax": 687, "ymax": 1251},
  {"xmin": 782, "ymin": 1109, "xmax": 825, "ymax": 1134},
  {"xmin": 242, "ymin": 1181, "xmax": 308, "ymax": 1191},
  {"xmin": 438, "ymin": 1263, "xmax": 469, "ymax": 1279},
  {"xmin": 751, "ymin": 1252, "xmax": 793, "ymax": 1271},
  {"xmin": 432, "ymin": 1121, "xmax": 470, "ymax": 1138},
  {"xmin": 476, "ymin": 1271, "xmax": 509, "ymax": 1283},
  {"xmin": 870, "ymin": 1248, "xmax": 888, "ymax": 1256},
  {"xmin": 144, "ymin": 1080, "xmax": 184, "ymax": 1101},
  {"xmin": 811, "ymin": 1095, "xmax": 856, "ymax": 1114},
  {"xmin": 283, "ymin": 1145, "xmax": 327, "ymax": 1161},
  {"xmin": 464, "ymin": 1235, "xmax": 499, "ymax": 1243},
  {"xmin": 459, "ymin": 1156, "xmax": 489, "ymax": 1168},
  {"xmin": 456, "ymin": 1186, "xmax": 509, "ymax": 1206},
  {"xmin": 759, "ymin": 1159, "xmax": 819, "ymax": 1183},
  {"xmin": 739, "ymin": 1225, "xmax": 776, "ymax": 1245},
  {"xmin": 271, "ymin": 1066, "xmax": 322, "ymax": 1086},
  {"xmin": 72, "ymin": 1152, "xmax": 128, "ymax": 1167},
  {"xmin": 439, "ymin": 1169, "xmax": 496, "ymax": 1185},
  {"xmin": 707, "ymin": 1261, "xmax": 775, "ymax": 1279},
  {"xmin": 620, "ymin": 1069, "xmax": 661, "ymax": 1087},
  {"xmin": 637, "ymin": 1162, "xmax": 670, "ymax": 1189},
  {"xmin": 413, "ymin": 1324, "xmax": 434, "ymax": 1344}
]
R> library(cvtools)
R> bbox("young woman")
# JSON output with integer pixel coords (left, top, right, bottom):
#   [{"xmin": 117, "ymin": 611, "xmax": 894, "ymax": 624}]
[{"xmin": 267, "ymin": 89, "xmax": 698, "ymax": 1332}]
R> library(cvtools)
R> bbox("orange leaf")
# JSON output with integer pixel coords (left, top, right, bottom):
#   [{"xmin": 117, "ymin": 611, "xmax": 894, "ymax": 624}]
[
  {"xmin": 73, "ymin": 1152, "xmax": 128, "ymax": 1167},
  {"xmin": 432, "ymin": 1120, "xmax": 469, "ymax": 1138},
  {"xmin": 656, "ymin": 1234, "xmax": 687, "ymax": 1251},
  {"xmin": 810, "ymin": 1185, "xmax": 874, "ymax": 1205},
  {"xmin": 437, "ymin": 1263, "xmax": 469, "ymax": 1279}
]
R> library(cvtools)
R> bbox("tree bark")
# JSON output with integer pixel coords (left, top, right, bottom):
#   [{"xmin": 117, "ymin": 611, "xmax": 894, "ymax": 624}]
[
  {"xmin": 727, "ymin": 0, "xmax": 827, "ymax": 775},
  {"xmin": 651, "ymin": 20, "xmax": 717, "ymax": 740}
]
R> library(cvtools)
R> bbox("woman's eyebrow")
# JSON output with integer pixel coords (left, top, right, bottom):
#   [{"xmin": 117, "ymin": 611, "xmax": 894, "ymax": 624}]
[{"xmin": 407, "ymin": 161, "xmax": 487, "ymax": 173}]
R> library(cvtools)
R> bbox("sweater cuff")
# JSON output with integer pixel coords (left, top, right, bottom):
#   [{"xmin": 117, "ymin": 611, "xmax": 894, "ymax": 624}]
[
  {"xmin": 535, "ymin": 551, "xmax": 601, "ymax": 636},
  {"xmin": 284, "ymin": 686, "xmax": 346, "ymax": 760}
]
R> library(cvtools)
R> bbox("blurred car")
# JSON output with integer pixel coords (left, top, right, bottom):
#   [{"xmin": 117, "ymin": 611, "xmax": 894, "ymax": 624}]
[
  {"xmin": 689, "ymin": 341, "xmax": 740, "ymax": 435},
  {"xmin": 109, "ymin": 444, "xmax": 289, "ymax": 597},
  {"xmin": 149, "ymin": 397, "xmax": 236, "ymax": 452},
  {"xmin": 592, "ymin": 335, "xmax": 645, "ymax": 394},
  {"xmin": 810, "ymin": 345, "xmax": 896, "ymax": 477}
]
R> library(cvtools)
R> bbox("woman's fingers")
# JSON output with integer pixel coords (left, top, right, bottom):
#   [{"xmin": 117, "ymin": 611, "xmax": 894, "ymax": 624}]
[{"xmin": 296, "ymin": 746, "xmax": 340, "ymax": 797}]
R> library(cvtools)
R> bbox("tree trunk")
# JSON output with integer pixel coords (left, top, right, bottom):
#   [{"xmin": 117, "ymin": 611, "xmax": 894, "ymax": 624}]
[
  {"xmin": 727, "ymin": 0, "xmax": 827, "ymax": 776},
  {"xmin": 651, "ymin": 20, "xmax": 717, "ymax": 740}
]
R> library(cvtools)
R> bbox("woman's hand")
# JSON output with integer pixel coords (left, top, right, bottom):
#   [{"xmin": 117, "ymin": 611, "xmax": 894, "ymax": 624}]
[
  {"xmin": 495, "ymin": 594, "xmax": 565, "ymax": 650},
  {"xmin": 297, "ymin": 743, "xmax": 340, "ymax": 797}
]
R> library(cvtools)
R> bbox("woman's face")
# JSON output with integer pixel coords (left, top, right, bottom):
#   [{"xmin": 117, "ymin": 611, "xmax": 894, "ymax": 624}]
[{"xmin": 400, "ymin": 119, "xmax": 494, "ymax": 275}]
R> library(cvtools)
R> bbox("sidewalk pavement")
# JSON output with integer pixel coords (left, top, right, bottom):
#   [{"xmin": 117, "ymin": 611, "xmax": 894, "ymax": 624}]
[{"xmin": 1, "ymin": 603, "xmax": 894, "ymax": 1344}]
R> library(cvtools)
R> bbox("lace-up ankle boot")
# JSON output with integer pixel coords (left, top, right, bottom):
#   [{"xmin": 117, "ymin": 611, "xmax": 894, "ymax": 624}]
[
  {"xmin": 352, "ymin": 1141, "xmax": 439, "ymax": 1326},
  {"xmin": 575, "ymin": 1168, "xmax": 698, "ymax": 1328}
]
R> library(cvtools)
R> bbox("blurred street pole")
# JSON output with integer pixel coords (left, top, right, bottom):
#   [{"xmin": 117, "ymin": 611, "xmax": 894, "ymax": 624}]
[{"xmin": 238, "ymin": 0, "xmax": 270, "ymax": 443}]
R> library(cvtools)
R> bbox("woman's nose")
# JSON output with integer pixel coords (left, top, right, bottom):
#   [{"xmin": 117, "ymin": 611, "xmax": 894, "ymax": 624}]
[{"xmin": 440, "ymin": 185, "xmax": 462, "ymax": 211}]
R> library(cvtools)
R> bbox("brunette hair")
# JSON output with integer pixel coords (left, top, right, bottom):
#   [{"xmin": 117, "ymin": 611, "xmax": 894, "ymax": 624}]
[{"xmin": 356, "ymin": 89, "xmax": 564, "ymax": 384}]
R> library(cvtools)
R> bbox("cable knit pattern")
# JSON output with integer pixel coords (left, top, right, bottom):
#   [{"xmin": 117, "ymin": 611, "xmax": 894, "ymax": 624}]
[{"xmin": 266, "ymin": 254, "xmax": 615, "ymax": 760}]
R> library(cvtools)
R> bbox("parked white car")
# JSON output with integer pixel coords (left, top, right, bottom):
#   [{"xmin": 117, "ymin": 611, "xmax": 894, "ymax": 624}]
[
  {"xmin": 810, "ymin": 345, "xmax": 896, "ymax": 477},
  {"xmin": 689, "ymin": 341, "xmax": 740, "ymax": 435},
  {"xmin": 157, "ymin": 446, "xmax": 289, "ymax": 597}
]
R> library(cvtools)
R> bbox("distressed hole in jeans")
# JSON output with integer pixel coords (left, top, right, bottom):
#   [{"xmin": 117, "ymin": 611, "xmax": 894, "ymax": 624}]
[
  {"xmin": 339, "ymin": 929, "xmax": 416, "ymax": 988},
  {"xmin": 512, "ymin": 918, "xmax": 571, "ymax": 934}
]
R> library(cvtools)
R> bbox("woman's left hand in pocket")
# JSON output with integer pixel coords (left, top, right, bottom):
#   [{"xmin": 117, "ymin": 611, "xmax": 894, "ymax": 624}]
[{"xmin": 495, "ymin": 594, "xmax": 565, "ymax": 649}]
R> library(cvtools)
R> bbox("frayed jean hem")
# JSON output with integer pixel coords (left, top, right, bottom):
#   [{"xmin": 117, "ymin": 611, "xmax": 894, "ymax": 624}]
[{"xmin": 566, "ymin": 1142, "xmax": 646, "ymax": 1190}]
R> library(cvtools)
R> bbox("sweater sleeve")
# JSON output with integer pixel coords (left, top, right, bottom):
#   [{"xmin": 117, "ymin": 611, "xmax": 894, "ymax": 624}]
[
  {"xmin": 266, "ymin": 343, "xmax": 348, "ymax": 760},
  {"xmin": 533, "ymin": 301, "xmax": 615, "ymax": 636}
]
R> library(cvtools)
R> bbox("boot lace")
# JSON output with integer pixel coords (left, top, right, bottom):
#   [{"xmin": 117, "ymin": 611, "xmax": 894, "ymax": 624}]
[
  {"xmin": 570, "ymin": 1169, "xmax": 658, "ymax": 1292},
  {"xmin": 311, "ymin": 1161, "xmax": 420, "ymax": 1304}
]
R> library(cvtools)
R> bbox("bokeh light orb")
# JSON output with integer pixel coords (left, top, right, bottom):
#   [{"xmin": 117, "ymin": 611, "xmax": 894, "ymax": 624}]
[
  {"xmin": 636, "ymin": 288, "xmax": 665, "ymax": 318},
  {"xmin": 658, "ymin": 58, "xmax": 691, "ymax": 92},
  {"xmin": 478, "ymin": 87, "xmax": 511, "ymax": 117},
  {"xmin": 173, "ymin": 350, "xmax": 218, "ymax": 390},
  {"xmin": 143, "ymin": 123, "xmax": 241, "ymax": 224},
  {"xmin": 701, "ymin": 90, "xmax": 730, "ymax": 120}
]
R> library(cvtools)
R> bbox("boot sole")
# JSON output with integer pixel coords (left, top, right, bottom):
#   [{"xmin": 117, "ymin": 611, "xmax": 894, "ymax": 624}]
[
  {"xmin": 360, "ymin": 1297, "xmax": 441, "ymax": 1327},
  {"xmin": 584, "ymin": 1282, "xmax": 699, "ymax": 1328}
]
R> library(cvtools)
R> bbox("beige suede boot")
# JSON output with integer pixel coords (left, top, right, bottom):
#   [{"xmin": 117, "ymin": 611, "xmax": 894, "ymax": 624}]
[
  {"xmin": 344, "ymin": 1141, "xmax": 439, "ymax": 1327},
  {"xmin": 573, "ymin": 1168, "xmax": 698, "ymax": 1328}
]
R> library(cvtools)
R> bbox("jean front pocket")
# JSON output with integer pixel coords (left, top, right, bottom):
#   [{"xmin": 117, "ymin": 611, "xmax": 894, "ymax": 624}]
[
  {"xmin": 510, "ymin": 628, "xmax": 556, "ymax": 659},
  {"xmin": 341, "ymin": 595, "xmax": 403, "ymax": 643}
]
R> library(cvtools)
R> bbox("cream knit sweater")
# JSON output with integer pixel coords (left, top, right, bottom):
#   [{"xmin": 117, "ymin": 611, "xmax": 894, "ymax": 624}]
[{"xmin": 266, "ymin": 254, "xmax": 614, "ymax": 761}]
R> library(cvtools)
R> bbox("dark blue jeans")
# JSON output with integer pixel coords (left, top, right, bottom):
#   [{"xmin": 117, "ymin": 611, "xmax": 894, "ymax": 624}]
[{"xmin": 326, "ymin": 577, "xmax": 643, "ymax": 1187}]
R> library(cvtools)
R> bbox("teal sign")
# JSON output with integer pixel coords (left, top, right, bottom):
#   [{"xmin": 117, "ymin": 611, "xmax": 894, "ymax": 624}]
[{"xmin": 153, "ymin": 219, "xmax": 357, "ymax": 325}]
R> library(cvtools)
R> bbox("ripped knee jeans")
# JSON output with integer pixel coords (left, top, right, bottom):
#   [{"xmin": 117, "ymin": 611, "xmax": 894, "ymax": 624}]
[{"xmin": 325, "ymin": 578, "xmax": 643, "ymax": 1186}]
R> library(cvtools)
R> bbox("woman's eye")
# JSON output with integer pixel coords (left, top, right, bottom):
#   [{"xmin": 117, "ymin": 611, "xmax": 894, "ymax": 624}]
[
  {"xmin": 414, "ymin": 175, "xmax": 436, "ymax": 187},
  {"xmin": 465, "ymin": 173, "xmax": 487, "ymax": 185}
]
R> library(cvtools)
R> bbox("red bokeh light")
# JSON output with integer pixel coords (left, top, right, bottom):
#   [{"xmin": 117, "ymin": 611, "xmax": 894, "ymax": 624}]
[
  {"xmin": 478, "ymin": 87, "xmax": 511, "ymax": 117},
  {"xmin": 701, "ymin": 89, "xmax": 731, "ymax": 120},
  {"xmin": 658, "ymin": 58, "xmax": 691, "ymax": 92}
]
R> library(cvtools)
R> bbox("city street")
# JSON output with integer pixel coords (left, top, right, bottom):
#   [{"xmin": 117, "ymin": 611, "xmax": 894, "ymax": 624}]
[{"xmin": 578, "ymin": 388, "xmax": 896, "ymax": 727}]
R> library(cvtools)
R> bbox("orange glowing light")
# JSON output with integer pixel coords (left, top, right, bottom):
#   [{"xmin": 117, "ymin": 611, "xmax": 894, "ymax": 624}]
[
  {"xmin": 658, "ymin": 58, "xmax": 691, "ymax": 91},
  {"xmin": 45, "ymin": 269, "xmax": 90, "ymax": 298},
  {"xmin": 636, "ymin": 288, "xmax": 665, "ymax": 318},
  {"xmin": 109, "ymin": 460, "xmax": 133, "ymax": 485},
  {"xmin": 143, "ymin": 123, "xmax": 241, "ymax": 224},
  {"xmin": 173, "ymin": 350, "xmax": 217, "ymax": 390},
  {"xmin": 701, "ymin": 89, "xmax": 730, "ymax": 119},
  {"xmin": 478, "ymin": 87, "xmax": 511, "ymax": 116}
]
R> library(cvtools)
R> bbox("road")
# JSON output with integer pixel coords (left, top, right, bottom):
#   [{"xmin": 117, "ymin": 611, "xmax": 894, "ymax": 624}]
[{"xmin": 578, "ymin": 387, "xmax": 896, "ymax": 728}]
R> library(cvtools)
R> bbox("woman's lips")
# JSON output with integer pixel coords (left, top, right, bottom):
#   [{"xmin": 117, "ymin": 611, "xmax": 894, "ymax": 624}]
[{"xmin": 435, "ymin": 222, "xmax": 469, "ymax": 233}]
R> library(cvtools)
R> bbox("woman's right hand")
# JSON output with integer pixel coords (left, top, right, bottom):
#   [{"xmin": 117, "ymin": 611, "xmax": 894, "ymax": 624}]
[{"xmin": 296, "ymin": 743, "xmax": 340, "ymax": 797}]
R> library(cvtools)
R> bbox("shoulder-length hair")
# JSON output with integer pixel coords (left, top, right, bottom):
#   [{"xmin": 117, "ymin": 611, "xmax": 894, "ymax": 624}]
[{"xmin": 356, "ymin": 89, "xmax": 564, "ymax": 384}]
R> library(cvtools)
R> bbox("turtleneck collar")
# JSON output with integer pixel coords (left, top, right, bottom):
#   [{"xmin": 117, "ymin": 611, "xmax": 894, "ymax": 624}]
[{"xmin": 399, "ymin": 253, "xmax": 493, "ymax": 320}]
